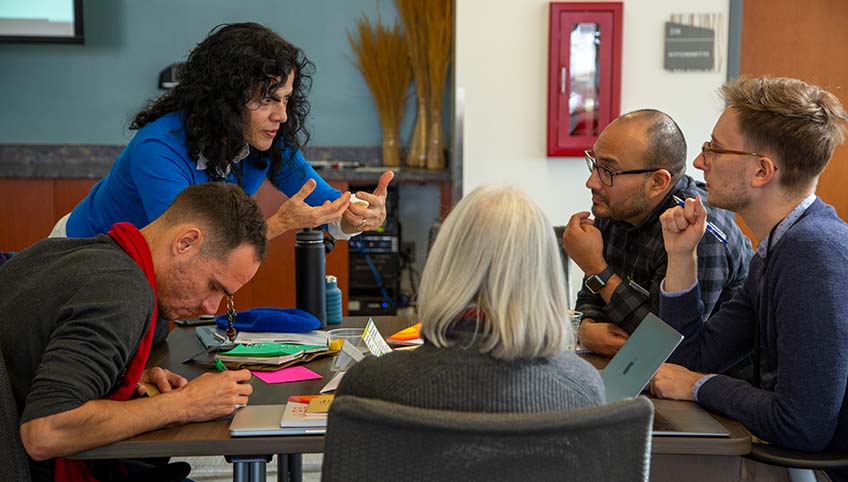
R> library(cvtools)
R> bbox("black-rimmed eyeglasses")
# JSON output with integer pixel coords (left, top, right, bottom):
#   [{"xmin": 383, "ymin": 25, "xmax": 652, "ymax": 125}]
[{"xmin": 584, "ymin": 150, "xmax": 659, "ymax": 187}]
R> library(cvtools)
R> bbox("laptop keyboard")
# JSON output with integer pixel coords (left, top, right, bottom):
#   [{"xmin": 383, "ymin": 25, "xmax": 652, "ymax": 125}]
[{"xmin": 652, "ymin": 411, "xmax": 676, "ymax": 432}]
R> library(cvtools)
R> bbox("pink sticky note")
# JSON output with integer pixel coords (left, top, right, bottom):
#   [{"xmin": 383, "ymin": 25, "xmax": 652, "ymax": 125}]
[{"xmin": 251, "ymin": 366, "xmax": 323, "ymax": 384}]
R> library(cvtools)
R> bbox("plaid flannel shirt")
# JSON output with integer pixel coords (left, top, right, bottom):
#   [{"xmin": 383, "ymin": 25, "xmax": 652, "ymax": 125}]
[{"xmin": 576, "ymin": 175, "xmax": 753, "ymax": 333}]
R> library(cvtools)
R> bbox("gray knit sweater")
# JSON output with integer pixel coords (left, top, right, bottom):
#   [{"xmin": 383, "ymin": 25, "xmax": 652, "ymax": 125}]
[
  {"xmin": 336, "ymin": 320, "xmax": 606, "ymax": 413},
  {"xmin": 0, "ymin": 235, "xmax": 153, "ymax": 482}
]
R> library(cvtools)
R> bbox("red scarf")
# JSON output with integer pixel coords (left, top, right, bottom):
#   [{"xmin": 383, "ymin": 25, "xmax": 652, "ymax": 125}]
[{"xmin": 54, "ymin": 223, "xmax": 159, "ymax": 482}]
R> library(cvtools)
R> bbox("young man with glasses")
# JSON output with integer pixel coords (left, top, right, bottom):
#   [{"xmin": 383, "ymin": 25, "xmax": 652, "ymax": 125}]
[
  {"xmin": 562, "ymin": 109, "xmax": 753, "ymax": 357},
  {"xmin": 652, "ymin": 78, "xmax": 848, "ymax": 481}
]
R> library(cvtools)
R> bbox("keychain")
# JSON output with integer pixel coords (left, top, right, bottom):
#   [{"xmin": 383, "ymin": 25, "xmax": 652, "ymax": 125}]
[{"xmin": 225, "ymin": 295, "xmax": 238, "ymax": 342}]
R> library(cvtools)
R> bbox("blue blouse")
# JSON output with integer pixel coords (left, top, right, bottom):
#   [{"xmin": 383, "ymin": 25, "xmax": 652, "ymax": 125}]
[{"xmin": 67, "ymin": 112, "xmax": 340, "ymax": 237}]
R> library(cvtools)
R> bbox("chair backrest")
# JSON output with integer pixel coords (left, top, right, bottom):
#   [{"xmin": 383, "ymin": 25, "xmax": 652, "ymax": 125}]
[
  {"xmin": 427, "ymin": 223, "xmax": 573, "ymax": 307},
  {"xmin": 553, "ymin": 225, "xmax": 573, "ymax": 308},
  {"xmin": 322, "ymin": 395, "xmax": 653, "ymax": 482},
  {"xmin": 0, "ymin": 345, "xmax": 31, "ymax": 481}
]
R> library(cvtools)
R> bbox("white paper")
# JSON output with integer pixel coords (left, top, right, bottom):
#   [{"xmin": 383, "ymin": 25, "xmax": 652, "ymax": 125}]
[
  {"xmin": 320, "ymin": 371, "xmax": 346, "ymax": 393},
  {"xmin": 234, "ymin": 330, "xmax": 330, "ymax": 346},
  {"xmin": 331, "ymin": 340, "xmax": 365, "ymax": 372}
]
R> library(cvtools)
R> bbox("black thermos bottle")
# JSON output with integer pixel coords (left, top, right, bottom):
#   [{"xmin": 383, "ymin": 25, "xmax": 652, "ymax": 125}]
[{"xmin": 295, "ymin": 228, "xmax": 327, "ymax": 328}]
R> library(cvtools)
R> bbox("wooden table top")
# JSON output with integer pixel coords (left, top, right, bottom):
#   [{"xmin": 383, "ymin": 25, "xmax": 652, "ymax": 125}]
[{"xmin": 71, "ymin": 316, "xmax": 750, "ymax": 459}]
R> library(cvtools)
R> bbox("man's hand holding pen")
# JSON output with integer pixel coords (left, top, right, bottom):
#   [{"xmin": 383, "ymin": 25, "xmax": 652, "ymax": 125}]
[
  {"xmin": 672, "ymin": 195, "xmax": 728, "ymax": 245},
  {"xmin": 660, "ymin": 196, "xmax": 706, "ymax": 292}
]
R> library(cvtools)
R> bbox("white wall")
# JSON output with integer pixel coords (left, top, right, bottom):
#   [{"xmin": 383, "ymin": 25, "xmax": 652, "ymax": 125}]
[{"xmin": 456, "ymin": 0, "xmax": 729, "ymax": 288}]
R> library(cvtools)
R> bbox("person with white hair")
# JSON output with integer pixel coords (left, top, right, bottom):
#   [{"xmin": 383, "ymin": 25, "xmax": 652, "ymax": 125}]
[{"xmin": 335, "ymin": 185, "xmax": 605, "ymax": 412}]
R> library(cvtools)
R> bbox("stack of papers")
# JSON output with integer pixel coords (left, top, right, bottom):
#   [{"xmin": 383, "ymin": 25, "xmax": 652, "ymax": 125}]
[
  {"xmin": 234, "ymin": 330, "xmax": 330, "ymax": 346},
  {"xmin": 281, "ymin": 395, "xmax": 333, "ymax": 433},
  {"xmin": 215, "ymin": 343, "xmax": 326, "ymax": 365}
]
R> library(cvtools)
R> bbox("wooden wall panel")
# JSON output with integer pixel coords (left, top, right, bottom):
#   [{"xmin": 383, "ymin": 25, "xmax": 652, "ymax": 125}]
[
  {"xmin": 0, "ymin": 179, "xmax": 54, "ymax": 251},
  {"xmin": 740, "ymin": 0, "xmax": 848, "ymax": 224},
  {"xmin": 52, "ymin": 179, "xmax": 98, "ymax": 224},
  {"xmin": 1, "ymin": 178, "xmax": 350, "ymax": 316},
  {"xmin": 234, "ymin": 179, "xmax": 349, "ymax": 314}
]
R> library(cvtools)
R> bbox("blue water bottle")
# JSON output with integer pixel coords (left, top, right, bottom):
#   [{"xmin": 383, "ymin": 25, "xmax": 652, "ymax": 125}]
[{"xmin": 325, "ymin": 275, "xmax": 343, "ymax": 325}]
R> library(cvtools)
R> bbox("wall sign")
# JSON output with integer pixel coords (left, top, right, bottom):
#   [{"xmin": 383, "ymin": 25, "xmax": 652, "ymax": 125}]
[
  {"xmin": 665, "ymin": 23, "xmax": 714, "ymax": 71},
  {"xmin": 664, "ymin": 13, "xmax": 724, "ymax": 72}
]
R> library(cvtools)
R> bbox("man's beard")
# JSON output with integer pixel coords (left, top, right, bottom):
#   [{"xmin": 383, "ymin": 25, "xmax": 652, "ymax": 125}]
[
  {"xmin": 591, "ymin": 189, "xmax": 649, "ymax": 222},
  {"xmin": 704, "ymin": 177, "xmax": 751, "ymax": 213}
]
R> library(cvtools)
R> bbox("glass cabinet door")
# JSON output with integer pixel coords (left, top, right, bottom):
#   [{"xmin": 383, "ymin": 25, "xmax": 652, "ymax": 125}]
[{"xmin": 547, "ymin": 3, "xmax": 622, "ymax": 157}]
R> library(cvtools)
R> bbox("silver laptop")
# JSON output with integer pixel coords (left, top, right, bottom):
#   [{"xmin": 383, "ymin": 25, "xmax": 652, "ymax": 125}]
[
  {"xmin": 601, "ymin": 312, "xmax": 683, "ymax": 402},
  {"xmin": 651, "ymin": 398, "xmax": 729, "ymax": 437},
  {"xmin": 229, "ymin": 404, "xmax": 327, "ymax": 437},
  {"xmin": 601, "ymin": 312, "xmax": 728, "ymax": 437}
]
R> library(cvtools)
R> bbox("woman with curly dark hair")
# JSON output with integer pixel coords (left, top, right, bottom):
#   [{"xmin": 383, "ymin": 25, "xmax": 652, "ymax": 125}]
[{"xmin": 54, "ymin": 22, "xmax": 392, "ymax": 240}]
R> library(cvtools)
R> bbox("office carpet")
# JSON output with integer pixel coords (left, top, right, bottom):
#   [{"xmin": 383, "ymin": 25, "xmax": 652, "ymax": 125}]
[{"xmin": 173, "ymin": 454, "xmax": 323, "ymax": 481}]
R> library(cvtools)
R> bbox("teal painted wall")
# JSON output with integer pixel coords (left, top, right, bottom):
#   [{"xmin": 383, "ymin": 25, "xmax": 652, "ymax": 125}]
[{"xmin": 0, "ymin": 0, "xmax": 415, "ymax": 145}]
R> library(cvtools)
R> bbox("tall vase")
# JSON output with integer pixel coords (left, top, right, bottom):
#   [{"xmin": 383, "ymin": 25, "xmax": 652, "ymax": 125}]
[
  {"xmin": 406, "ymin": 105, "xmax": 428, "ymax": 167},
  {"xmin": 382, "ymin": 127, "xmax": 401, "ymax": 167},
  {"xmin": 426, "ymin": 109, "xmax": 445, "ymax": 170}
]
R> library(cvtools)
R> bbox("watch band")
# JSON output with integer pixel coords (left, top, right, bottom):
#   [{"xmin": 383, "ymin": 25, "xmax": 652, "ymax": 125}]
[{"xmin": 584, "ymin": 266, "xmax": 615, "ymax": 294}]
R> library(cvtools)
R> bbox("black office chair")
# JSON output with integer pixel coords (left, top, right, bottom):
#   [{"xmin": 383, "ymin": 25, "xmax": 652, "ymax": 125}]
[
  {"xmin": 322, "ymin": 395, "xmax": 654, "ymax": 482},
  {"xmin": 552, "ymin": 225, "xmax": 574, "ymax": 307},
  {"xmin": 744, "ymin": 443, "xmax": 848, "ymax": 482},
  {"xmin": 0, "ymin": 345, "xmax": 31, "ymax": 482}
]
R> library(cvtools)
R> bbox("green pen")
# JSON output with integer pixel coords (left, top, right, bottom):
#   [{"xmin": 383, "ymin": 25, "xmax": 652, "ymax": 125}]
[{"xmin": 217, "ymin": 359, "xmax": 250, "ymax": 409}]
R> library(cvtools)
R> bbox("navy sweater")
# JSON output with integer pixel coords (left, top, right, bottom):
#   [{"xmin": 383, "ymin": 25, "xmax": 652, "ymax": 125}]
[{"xmin": 661, "ymin": 199, "xmax": 848, "ymax": 454}]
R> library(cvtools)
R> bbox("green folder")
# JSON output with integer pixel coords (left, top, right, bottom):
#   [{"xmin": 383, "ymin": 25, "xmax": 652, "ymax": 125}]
[{"xmin": 219, "ymin": 343, "xmax": 325, "ymax": 358}]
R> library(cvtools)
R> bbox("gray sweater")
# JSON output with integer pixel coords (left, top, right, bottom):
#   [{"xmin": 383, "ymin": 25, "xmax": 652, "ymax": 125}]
[
  {"xmin": 336, "ymin": 320, "xmax": 606, "ymax": 413},
  {"xmin": 0, "ymin": 235, "xmax": 153, "ymax": 482}
]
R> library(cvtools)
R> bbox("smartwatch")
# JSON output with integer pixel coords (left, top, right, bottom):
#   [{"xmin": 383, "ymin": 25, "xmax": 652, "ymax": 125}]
[{"xmin": 584, "ymin": 266, "xmax": 614, "ymax": 294}]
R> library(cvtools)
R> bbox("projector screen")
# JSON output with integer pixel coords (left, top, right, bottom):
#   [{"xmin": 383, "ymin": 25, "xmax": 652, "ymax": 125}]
[{"xmin": 0, "ymin": 0, "xmax": 83, "ymax": 43}]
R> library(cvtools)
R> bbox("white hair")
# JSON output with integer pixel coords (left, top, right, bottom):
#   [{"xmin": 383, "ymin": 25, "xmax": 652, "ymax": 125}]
[{"xmin": 418, "ymin": 185, "xmax": 570, "ymax": 360}]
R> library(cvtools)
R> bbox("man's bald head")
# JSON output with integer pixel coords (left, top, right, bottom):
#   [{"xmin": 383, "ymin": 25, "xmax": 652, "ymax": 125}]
[{"xmin": 611, "ymin": 109, "xmax": 687, "ymax": 180}]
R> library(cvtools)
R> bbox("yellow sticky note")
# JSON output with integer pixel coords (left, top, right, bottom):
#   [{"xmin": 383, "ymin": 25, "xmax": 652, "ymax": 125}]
[{"xmin": 306, "ymin": 395, "xmax": 334, "ymax": 414}]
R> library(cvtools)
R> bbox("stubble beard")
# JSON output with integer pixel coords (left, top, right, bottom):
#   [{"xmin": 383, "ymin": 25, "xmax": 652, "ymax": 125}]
[
  {"xmin": 592, "ymin": 190, "xmax": 649, "ymax": 222},
  {"xmin": 705, "ymin": 177, "xmax": 751, "ymax": 213}
]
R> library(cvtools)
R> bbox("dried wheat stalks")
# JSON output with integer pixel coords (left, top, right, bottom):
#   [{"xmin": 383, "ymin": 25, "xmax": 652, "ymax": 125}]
[
  {"xmin": 396, "ymin": 0, "xmax": 429, "ymax": 167},
  {"xmin": 348, "ymin": 15, "xmax": 412, "ymax": 167},
  {"xmin": 424, "ymin": 0, "xmax": 453, "ymax": 170}
]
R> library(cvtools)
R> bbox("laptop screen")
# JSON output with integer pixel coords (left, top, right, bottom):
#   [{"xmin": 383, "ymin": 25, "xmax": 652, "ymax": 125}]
[{"xmin": 600, "ymin": 312, "xmax": 683, "ymax": 402}]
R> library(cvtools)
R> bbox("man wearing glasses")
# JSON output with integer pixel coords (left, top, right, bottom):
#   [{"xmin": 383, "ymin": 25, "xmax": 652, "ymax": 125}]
[
  {"xmin": 562, "ymin": 109, "xmax": 753, "ymax": 357},
  {"xmin": 652, "ymin": 78, "xmax": 848, "ymax": 481}
]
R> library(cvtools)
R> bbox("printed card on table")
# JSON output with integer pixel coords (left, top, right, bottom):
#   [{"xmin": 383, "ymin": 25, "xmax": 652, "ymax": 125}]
[{"xmin": 362, "ymin": 318, "xmax": 392, "ymax": 357}]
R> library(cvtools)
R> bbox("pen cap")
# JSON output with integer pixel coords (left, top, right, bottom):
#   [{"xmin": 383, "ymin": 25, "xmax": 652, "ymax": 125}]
[{"xmin": 295, "ymin": 228, "xmax": 327, "ymax": 328}]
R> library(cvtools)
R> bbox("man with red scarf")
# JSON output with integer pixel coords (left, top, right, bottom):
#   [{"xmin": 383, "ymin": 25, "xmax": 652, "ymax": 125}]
[{"xmin": 0, "ymin": 183, "xmax": 267, "ymax": 482}]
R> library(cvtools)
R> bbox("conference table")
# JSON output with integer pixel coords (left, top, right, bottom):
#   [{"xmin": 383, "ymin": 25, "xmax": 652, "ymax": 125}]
[{"xmin": 69, "ymin": 316, "xmax": 752, "ymax": 482}]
